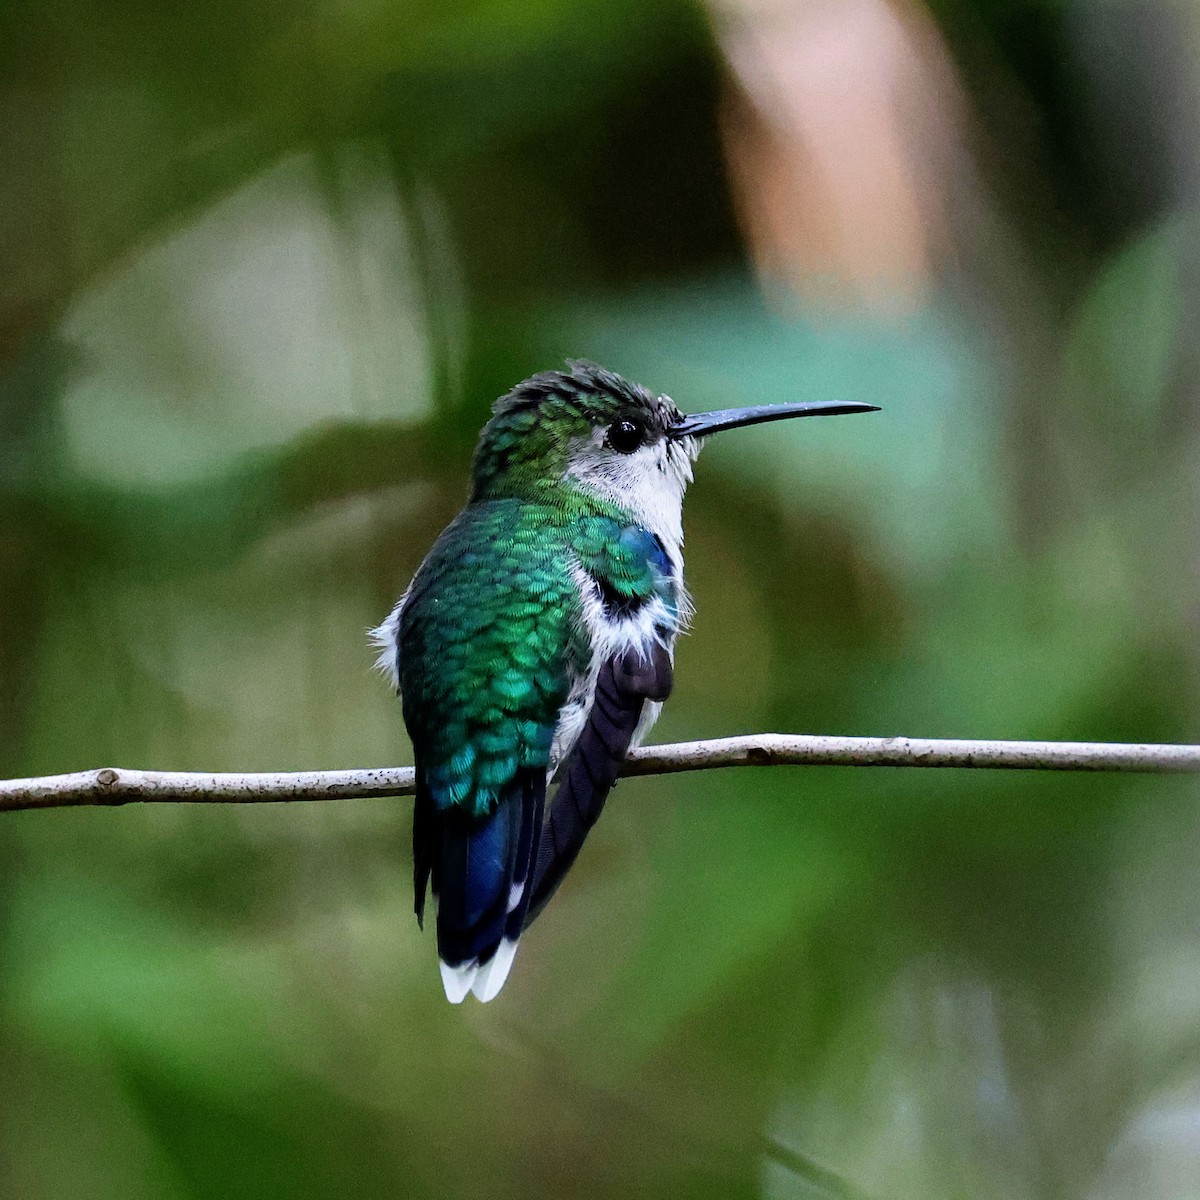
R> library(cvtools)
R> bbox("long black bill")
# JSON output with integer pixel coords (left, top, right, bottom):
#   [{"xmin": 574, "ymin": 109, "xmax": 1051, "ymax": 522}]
[{"xmin": 668, "ymin": 400, "xmax": 879, "ymax": 439}]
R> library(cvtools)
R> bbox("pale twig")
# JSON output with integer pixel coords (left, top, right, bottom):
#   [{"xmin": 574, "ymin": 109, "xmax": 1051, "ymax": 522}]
[{"xmin": 2, "ymin": 734, "xmax": 1198, "ymax": 814}]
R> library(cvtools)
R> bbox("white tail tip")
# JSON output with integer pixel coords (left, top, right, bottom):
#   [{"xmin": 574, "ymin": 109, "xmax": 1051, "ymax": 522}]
[
  {"xmin": 471, "ymin": 939, "xmax": 519, "ymax": 1002},
  {"xmin": 439, "ymin": 938, "xmax": 521, "ymax": 1003},
  {"xmin": 439, "ymin": 960, "xmax": 476, "ymax": 1004}
]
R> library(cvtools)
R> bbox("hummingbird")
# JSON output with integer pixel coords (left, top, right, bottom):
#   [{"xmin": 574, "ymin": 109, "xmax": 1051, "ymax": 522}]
[{"xmin": 373, "ymin": 362, "xmax": 877, "ymax": 1003}]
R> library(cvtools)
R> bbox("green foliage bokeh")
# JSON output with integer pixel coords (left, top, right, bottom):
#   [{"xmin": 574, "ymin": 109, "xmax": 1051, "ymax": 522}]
[{"xmin": 3, "ymin": 1, "xmax": 1200, "ymax": 1197}]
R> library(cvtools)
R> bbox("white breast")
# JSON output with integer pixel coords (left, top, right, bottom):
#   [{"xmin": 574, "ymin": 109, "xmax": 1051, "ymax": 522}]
[{"xmin": 548, "ymin": 561, "xmax": 684, "ymax": 775}]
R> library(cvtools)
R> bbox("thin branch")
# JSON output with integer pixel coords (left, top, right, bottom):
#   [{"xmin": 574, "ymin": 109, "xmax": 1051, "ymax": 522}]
[{"xmin": 3, "ymin": 734, "xmax": 1199, "ymax": 814}]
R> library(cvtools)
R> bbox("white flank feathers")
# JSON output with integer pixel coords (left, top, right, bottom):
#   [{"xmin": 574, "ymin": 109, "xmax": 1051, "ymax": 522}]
[{"xmin": 368, "ymin": 589, "xmax": 408, "ymax": 691}]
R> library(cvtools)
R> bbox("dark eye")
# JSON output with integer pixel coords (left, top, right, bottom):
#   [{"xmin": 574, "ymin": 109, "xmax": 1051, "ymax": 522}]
[{"xmin": 606, "ymin": 418, "xmax": 645, "ymax": 454}]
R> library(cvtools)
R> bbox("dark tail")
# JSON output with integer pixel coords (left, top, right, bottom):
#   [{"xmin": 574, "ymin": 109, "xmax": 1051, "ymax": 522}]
[{"xmin": 415, "ymin": 766, "xmax": 545, "ymax": 1002}]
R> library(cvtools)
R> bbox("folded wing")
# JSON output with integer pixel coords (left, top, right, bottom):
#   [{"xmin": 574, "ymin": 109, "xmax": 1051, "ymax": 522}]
[{"xmin": 524, "ymin": 640, "xmax": 673, "ymax": 925}]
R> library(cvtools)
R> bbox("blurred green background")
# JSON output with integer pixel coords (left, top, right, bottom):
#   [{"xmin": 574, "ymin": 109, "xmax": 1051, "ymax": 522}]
[{"xmin": 3, "ymin": 1, "xmax": 1200, "ymax": 1196}]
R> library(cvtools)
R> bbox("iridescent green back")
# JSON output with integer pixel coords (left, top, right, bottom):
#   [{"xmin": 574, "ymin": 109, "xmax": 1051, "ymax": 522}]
[{"xmin": 398, "ymin": 497, "xmax": 676, "ymax": 819}]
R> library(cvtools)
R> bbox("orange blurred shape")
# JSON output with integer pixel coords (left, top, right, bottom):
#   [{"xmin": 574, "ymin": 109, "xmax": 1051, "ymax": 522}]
[{"xmin": 712, "ymin": 0, "xmax": 966, "ymax": 312}]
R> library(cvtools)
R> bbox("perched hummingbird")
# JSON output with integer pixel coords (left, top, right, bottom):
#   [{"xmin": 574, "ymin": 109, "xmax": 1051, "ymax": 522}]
[{"xmin": 373, "ymin": 362, "xmax": 877, "ymax": 1003}]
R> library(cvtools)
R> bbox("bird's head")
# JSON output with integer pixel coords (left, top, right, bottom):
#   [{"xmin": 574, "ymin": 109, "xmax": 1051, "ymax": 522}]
[{"xmin": 471, "ymin": 362, "xmax": 877, "ymax": 534}]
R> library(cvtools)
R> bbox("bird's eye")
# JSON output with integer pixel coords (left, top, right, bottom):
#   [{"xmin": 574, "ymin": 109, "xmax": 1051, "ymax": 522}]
[{"xmin": 606, "ymin": 418, "xmax": 645, "ymax": 454}]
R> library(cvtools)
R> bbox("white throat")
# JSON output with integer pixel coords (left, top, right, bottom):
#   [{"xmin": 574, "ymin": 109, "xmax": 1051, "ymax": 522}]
[{"xmin": 564, "ymin": 430, "xmax": 697, "ymax": 557}]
